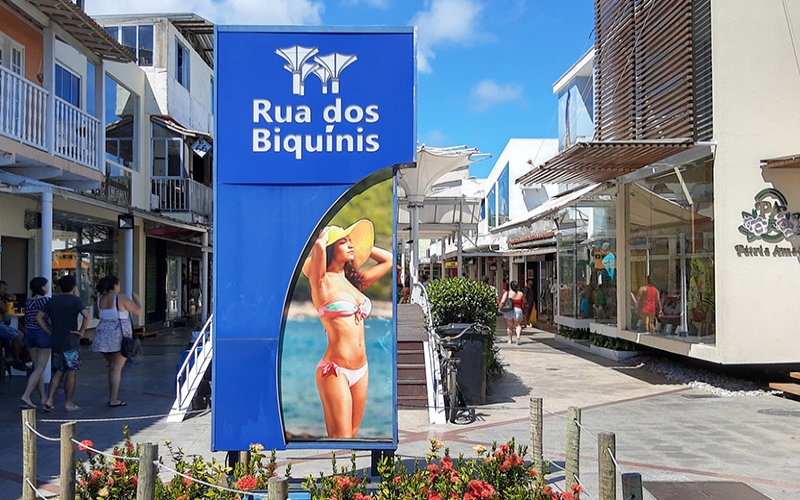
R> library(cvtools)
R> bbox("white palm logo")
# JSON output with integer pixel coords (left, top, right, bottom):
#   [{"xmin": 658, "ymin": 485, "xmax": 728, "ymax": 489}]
[{"xmin": 276, "ymin": 46, "xmax": 357, "ymax": 95}]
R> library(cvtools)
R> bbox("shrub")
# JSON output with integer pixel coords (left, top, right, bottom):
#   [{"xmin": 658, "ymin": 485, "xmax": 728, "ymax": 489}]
[
  {"xmin": 426, "ymin": 277, "xmax": 503, "ymax": 379},
  {"xmin": 589, "ymin": 333, "xmax": 637, "ymax": 352}
]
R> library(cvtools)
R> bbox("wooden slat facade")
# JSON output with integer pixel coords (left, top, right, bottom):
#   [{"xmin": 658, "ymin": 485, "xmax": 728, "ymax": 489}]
[{"xmin": 517, "ymin": 0, "xmax": 712, "ymax": 186}]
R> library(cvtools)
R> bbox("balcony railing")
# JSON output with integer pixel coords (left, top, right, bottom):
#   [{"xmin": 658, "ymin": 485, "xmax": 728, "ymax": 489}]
[
  {"xmin": 0, "ymin": 66, "xmax": 101, "ymax": 171},
  {"xmin": 0, "ymin": 65, "xmax": 46, "ymax": 149},
  {"xmin": 151, "ymin": 177, "xmax": 213, "ymax": 220},
  {"xmin": 55, "ymin": 97, "xmax": 100, "ymax": 169}
]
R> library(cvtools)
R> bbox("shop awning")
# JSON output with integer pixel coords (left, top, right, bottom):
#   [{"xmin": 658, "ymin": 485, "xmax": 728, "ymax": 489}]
[
  {"xmin": 760, "ymin": 154, "xmax": 800, "ymax": 169},
  {"xmin": 493, "ymin": 183, "xmax": 602, "ymax": 232},
  {"xmin": 26, "ymin": 0, "xmax": 135, "ymax": 63},
  {"xmin": 516, "ymin": 140, "xmax": 693, "ymax": 185}
]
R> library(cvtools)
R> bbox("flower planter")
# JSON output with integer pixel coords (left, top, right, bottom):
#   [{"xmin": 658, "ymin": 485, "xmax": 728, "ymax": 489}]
[{"xmin": 588, "ymin": 343, "xmax": 638, "ymax": 361}]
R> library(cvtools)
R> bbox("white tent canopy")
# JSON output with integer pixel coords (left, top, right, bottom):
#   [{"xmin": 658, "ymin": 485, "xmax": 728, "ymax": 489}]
[{"xmin": 396, "ymin": 145, "xmax": 489, "ymax": 280}]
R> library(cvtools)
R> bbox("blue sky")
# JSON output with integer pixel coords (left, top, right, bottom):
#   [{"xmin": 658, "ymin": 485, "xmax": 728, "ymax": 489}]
[{"xmin": 87, "ymin": 0, "xmax": 594, "ymax": 178}]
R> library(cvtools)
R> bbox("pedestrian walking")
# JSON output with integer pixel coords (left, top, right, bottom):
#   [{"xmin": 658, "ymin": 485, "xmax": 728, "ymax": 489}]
[
  {"xmin": 38, "ymin": 275, "xmax": 89, "ymax": 412},
  {"xmin": 19, "ymin": 277, "xmax": 50, "ymax": 409}
]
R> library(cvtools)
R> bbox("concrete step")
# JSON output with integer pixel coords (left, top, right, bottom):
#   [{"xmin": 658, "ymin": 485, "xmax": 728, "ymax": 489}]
[
  {"xmin": 398, "ymin": 380, "xmax": 428, "ymax": 397},
  {"xmin": 397, "ymin": 394, "xmax": 428, "ymax": 408},
  {"xmin": 398, "ymin": 363, "xmax": 425, "ymax": 380},
  {"xmin": 769, "ymin": 382, "xmax": 800, "ymax": 397},
  {"xmin": 398, "ymin": 350, "xmax": 425, "ymax": 364}
]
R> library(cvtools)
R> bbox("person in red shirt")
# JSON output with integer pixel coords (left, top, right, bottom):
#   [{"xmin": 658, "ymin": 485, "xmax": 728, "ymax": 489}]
[{"xmin": 637, "ymin": 277, "xmax": 662, "ymax": 334}]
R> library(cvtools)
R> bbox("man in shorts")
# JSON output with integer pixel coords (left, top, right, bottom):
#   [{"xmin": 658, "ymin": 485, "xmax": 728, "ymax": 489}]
[{"xmin": 37, "ymin": 275, "xmax": 89, "ymax": 412}]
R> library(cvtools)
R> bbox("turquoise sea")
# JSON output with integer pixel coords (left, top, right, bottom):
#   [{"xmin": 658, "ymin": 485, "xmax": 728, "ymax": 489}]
[{"xmin": 279, "ymin": 317, "xmax": 394, "ymax": 440}]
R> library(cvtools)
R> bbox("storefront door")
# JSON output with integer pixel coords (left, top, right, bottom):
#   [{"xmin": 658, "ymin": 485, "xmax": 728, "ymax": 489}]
[{"xmin": 166, "ymin": 256, "xmax": 182, "ymax": 320}]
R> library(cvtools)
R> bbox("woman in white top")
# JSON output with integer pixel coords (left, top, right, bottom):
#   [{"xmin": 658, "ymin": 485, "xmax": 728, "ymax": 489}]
[{"xmin": 92, "ymin": 276, "xmax": 141, "ymax": 407}]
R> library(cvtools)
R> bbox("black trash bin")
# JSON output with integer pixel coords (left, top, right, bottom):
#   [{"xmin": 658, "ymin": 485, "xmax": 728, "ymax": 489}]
[{"xmin": 434, "ymin": 323, "xmax": 490, "ymax": 406}]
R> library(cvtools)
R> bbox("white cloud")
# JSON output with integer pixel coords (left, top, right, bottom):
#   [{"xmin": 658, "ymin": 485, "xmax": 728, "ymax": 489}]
[
  {"xmin": 419, "ymin": 129, "xmax": 450, "ymax": 147},
  {"xmin": 411, "ymin": 0, "xmax": 487, "ymax": 73},
  {"xmin": 86, "ymin": 0, "xmax": 324, "ymax": 25},
  {"xmin": 470, "ymin": 79, "xmax": 523, "ymax": 112},
  {"xmin": 342, "ymin": 0, "xmax": 390, "ymax": 8}
]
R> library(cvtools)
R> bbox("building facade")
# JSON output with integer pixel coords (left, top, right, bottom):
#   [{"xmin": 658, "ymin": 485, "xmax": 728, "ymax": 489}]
[
  {"xmin": 0, "ymin": 2, "xmax": 212, "ymax": 329},
  {"xmin": 516, "ymin": 0, "xmax": 800, "ymax": 365}
]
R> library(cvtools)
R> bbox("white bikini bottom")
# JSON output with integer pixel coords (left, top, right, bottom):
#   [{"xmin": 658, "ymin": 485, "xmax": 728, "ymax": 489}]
[{"xmin": 317, "ymin": 359, "xmax": 368, "ymax": 388}]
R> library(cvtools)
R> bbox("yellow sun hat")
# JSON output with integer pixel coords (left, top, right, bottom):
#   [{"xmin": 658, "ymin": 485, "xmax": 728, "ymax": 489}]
[{"xmin": 302, "ymin": 219, "xmax": 374, "ymax": 277}]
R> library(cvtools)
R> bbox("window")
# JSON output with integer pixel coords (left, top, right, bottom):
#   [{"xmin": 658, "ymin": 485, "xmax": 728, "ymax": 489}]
[
  {"xmin": 0, "ymin": 31, "xmax": 25, "ymax": 75},
  {"xmin": 104, "ymin": 25, "xmax": 153, "ymax": 66},
  {"xmin": 105, "ymin": 75, "xmax": 137, "ymax": 170},
  {"xmin": 152, "ymin": 121, "xmax": 186, "ymax": 177},
  {"xmin": 176, "ymin": 40, "xmax": 189, "ymax": 89},
  {"xmin": 55, "ymin": 64, "xmax": 81, "ymax": 107},
  {"xmin": 497, "ymin": 165, "xmax": 510, "ymax": 225},
  {"xmin": 487, "ymin": 185, "xmax": 497, "ymax": 228}
]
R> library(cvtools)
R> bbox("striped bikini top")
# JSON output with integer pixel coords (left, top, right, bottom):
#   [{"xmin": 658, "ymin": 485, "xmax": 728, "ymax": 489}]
[{"xmin": 317, "ymin": 296, "xmax": 372, "ymax": 323}]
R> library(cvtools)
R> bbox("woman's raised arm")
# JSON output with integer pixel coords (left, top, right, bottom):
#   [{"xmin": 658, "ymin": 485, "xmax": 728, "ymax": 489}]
[
  {"xmin": 360, "ymin": 246, "xmax": 393, "ymax": 290},
  {"xmin": 307, "ymin": 227, "xmax": 331, "ymax": 287}
]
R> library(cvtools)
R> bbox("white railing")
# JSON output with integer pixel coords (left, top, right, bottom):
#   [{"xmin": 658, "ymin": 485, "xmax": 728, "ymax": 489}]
[
  {"xmin": 0, "ymin": 66, "xmax": 46, "ymax": 149},
  {"xmin": 55, "ymin": 97, "xmax": 100, "ymax": 169},
  {"xmin": 167, "ymin": 315, "xmax": 213, "ymax": 422},
  {"xmin": 151, "ymin": 177, "xmax": 213, "ymax": 218},
  {"xmin": 411, "ymin": 283, "xmax": 447, "ymax": 424}
]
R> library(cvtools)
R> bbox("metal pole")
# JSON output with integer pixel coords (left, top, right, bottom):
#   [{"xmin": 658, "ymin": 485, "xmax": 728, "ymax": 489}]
[
  {"xmin": 201, "ymin": 231, "xmax": 209, "ymax": 320},
  {"xmin": 410, "ymin": 204, "xmax": 420, "ymax": 283},
  {"xmin": 457, "ymin": 203, "xmax": 463, "ymax": 277},
  {"xmin": 124, "ymin": 226, "xmax": 133, "ymax": 297},
  {"xmin": 41, "ymin": 191, "xmax": 53, "ymax": 292}
]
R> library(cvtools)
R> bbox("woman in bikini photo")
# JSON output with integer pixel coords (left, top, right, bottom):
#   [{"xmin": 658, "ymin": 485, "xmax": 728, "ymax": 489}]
[{"xmin": 302, "ymin": 219, "xmax": 392, "ymax": 438}]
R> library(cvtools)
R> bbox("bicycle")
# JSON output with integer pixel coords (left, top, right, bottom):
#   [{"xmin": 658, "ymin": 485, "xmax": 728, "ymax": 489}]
[
  {"xmin": 434, "ymin": 322, "xmax": 489, "ymax": 424},
  {"xmin": 410, "ymin": 282, "xmax": 481, "ymax": 425}
]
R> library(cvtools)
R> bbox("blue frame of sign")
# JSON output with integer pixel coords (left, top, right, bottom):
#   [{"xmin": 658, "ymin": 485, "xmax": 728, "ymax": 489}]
[{"xmin": 213, "ymin": 26, "xmax": 415, "ymax": 451}]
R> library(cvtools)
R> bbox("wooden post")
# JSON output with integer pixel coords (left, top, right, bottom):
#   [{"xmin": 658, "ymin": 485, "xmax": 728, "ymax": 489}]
[
  {"xmin": 565, "ymin": 406, "xmax": 581, "ymax": 490},
  {"xmin": 268, "ymin": 476, "xmax": 289, "ymax": 500},
  {"xmin": 529, "ymin": 397, "xmax": 543, "ymax": 475},
  {"xmin": 136, "ymin": 443, "xmax": 158, "ymax": 500},
  {"xmin": 22, "ymin": 408, "xmax": 36, "ymax": 500},
  {"xmin": 621, "ymin": 472, "xmax": 644, "ymax": 500},
  {"xmin": 60, "ymin": 422, "xmax": 77, "ymax": 500},
  {"xmin": 239, "ymin": 450, "xmax": 251, "ymax": 474},
  {"xmin": 598, "ymin": 432, "xmax": 616, "ymax": 500}
]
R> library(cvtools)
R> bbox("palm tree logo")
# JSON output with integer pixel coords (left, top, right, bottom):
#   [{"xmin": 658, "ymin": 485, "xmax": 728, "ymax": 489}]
[{"xmin": 276, "ymin": 46, "xmax": 357, "ymax": 96}]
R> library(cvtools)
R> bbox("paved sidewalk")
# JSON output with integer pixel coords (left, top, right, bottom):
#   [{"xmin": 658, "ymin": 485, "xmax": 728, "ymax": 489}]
[{"xmin": 1, "ymin": 327, "xmax": 799, "ymax": 499}]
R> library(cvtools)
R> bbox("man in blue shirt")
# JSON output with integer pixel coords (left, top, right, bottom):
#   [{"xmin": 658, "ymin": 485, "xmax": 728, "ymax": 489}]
[{"xmin": 37, "ymin": 275, "xmax": 89, "ymax": 412}]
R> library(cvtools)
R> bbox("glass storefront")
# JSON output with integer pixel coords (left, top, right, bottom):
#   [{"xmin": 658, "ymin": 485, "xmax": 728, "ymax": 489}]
[
  {"xmin": 625, "ymin": 156, "xmax": 715, "ymax": 342},
  {"xmin": 52, "ymin": 214, "xmax": 119, "ymax": 317},
  {"xmin": 556, "ymin": 187, "xmax": 618, "ymax": 324}
]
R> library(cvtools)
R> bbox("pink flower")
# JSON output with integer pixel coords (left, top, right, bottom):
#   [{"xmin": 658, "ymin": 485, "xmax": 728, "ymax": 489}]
[{"xmin": 78, "ymin": 439, "xmax": 94, "ymax": 452}]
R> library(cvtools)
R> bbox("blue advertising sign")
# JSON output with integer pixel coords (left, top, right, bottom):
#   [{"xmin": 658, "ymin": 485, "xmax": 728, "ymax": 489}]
[{"xmin": 213, "ymin": 27, "xmax": 414, "ymax": 452}]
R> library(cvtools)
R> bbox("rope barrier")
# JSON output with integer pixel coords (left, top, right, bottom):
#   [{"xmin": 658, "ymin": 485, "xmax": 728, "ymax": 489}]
[
  {"xmin": 542, "ymin": 407, "xmax": 568, "ymax": 419},
  {"xmin": 39, "ymin": 408, "xmax": 210, "ymax": 424},
  {"xmin": 542, "ymin": 455, "xmax": 566, "ymax": 472},
  {"xmin": 574, "ymin": 419, "xmax": 598, "ymax": 442},
  {"xmin": 23, "ymin": 421, "xmax": 60, "ymax": 442},
  {"xmin": 70, "ymin": 438, "xmax": 140, "ymax": 462},
  {"xmin": 606, "ymin": 446, "xmax": 624, "ymax": 474},
  {"xmin": 24, "ymin": 477, "xmax": 53, "ymax": 499},
  {"xmin": 155, "ymin": 460, "xmax": 263, "ymax": 496},
  {"xmin": 574, "ymin": 474, "xmax": 596, "ymax": 500}
]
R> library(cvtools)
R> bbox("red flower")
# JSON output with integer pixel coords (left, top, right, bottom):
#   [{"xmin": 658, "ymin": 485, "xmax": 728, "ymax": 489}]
[
  {"xmin": 132, "ymin": 476, "xmax": 138, "ymax": 487},
  {"xmin": 79, "ymin": 479, "xmax": 86, "ymax": 487},
  {"xmin": 499, "ymin": 459, "xmax": 511, "ymax": 471},
  {"xmin": 466, "ymin": 479, "xmax": 496, "ymax": 499},
  {"xmin": 559, "ymin": 492, "xmax": 576, "ymax": 500},
  {"xmin": 354, "ymin": 494, "xmax": 372, "ymax": 500},
  {"xmin": 112, "ymin": 460, "xmax": 127, "ymax": 474},
  {"xmin": 570, "ymin": 484, "xmax": 584, "ymax": 493},
  {"xmin": 335, "ymin": 475, "xmax": 353, "ymax": 489},
  {"xmin": 78, "ymin": 439, "xmax": 94, "ymax": 452},
  {"xmin": 90, "ymin": 470, "xmax": 103, "ymax": 483},
  {"xmin": 236, "ymin": 474, "xmax": 258, "ymax": 491},
  {"xmin": 126, "ymin": 442, "xmax": 134, "ymax": 452},
  {"xmin": 427, "ymin": 492, "xmax": 442, "ymax": 500},
  {"xmin": 426, "ymin": 463, "xmax": 440, "ymax": 474},
  {"xmin": 499, "ymin": 444, "xmax": 510, "ymax": 453},
  {"xmin": 441, "ymin": 456, "xmax": 454, "ymax": 472},
  {"xmin": 393, "ymin": 476, "xmax": 402, "ymax": 484},
  {"xmin": 529, "ymin": 469, "xmax": 538, "ymax": 477},
  {"xmin": 183, "ymin": 473, "xmax": 193, "ymax": 487}
]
